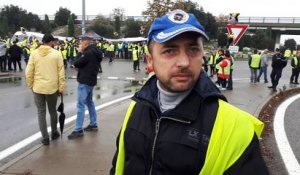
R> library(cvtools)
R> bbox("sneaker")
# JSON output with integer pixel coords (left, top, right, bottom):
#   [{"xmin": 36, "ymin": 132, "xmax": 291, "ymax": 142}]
[
  {"xmin": 267, "ymin": 86, "xmax": 274, "ymax": 89},
  {"xmin": 51, "ymin": 131, "xmax": 60, "ymax": 140},
  {"xmin": 84, "ymin": 125, "xmax": 98, "ymax": 132},
  {"xmin": 41, "ymin": 138, "xmax": 50, "ymax": 145},
  {"xmin": 68, "ymin": 130, "xmax": 84, "ymax": 140},
  {"xmin": 220, "ymin": 87, "xmax": 226, "ymax": 91},
  {"xmin": 264, "ymin": 80, "xmax": 269, "ymax": 83}
]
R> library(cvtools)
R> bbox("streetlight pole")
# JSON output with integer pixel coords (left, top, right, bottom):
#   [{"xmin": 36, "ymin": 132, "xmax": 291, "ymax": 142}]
[{"xmin": 82, "ymin": 0, "xmax": 86, "ymax": 35}]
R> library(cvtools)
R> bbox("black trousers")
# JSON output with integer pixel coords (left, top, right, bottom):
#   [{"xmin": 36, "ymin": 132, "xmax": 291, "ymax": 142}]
[
  {"xmin": 290, "ymin": 68, "xmax": 300, "ymax": 83},
  {"xmin": 270, "ymin": 68, "xmax": 283, "ymax": 88}
]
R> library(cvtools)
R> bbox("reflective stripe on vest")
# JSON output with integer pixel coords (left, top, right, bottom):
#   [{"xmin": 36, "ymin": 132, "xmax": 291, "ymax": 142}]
[
  {"xmin": 115, "ymin": 100, "xmax": 264, "ymax": 175},
  {"xmin": 115, "ymin": 101, "xmax": 136, "ymax": 175},
  {"xmin": 199, "ymin": 99, "xmax": 264, "ymax": 174},
  {"xmin": 250, "ymin": 54, "xmax": 260, "ymax": 68}
]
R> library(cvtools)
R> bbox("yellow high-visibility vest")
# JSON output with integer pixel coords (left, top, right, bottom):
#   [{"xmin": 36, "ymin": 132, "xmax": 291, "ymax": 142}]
[
  {"xmin": 115, "ymin": 99, "xmax": 264, "ymax": 175},
  {"xmin": 250, "ymin": 54, "xmax": 260, "ymax": 68}
]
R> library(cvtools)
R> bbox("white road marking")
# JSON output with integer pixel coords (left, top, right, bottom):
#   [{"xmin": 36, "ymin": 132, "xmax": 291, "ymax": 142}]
[
  {"xmin": 0, "ymin": 94, "xmax": 133, "ymax": 161},
  {"xmin": 125, "ymin": 77, "xmax": 135, "ymax": 80},
  {"xmin": 107, "ymin": 76, "xmax": 119, "ymax": 80},
  {"xmin": 274, "ymin": 94, "xmax": 300, "ymax": 175}
]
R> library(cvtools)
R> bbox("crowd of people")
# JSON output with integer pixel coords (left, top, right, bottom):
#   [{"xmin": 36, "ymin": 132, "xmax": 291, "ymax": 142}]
[
  {"xmin": 0, "ymin": 35, "xmax": 149, "ymax": 74},
  {"xmin": 204, "ymin": 46, "xmax": 300, "ymax": 92}
]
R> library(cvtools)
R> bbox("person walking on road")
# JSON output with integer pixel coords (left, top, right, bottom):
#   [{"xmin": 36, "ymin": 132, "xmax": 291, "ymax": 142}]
[
  {"xmin": 268, "ymin": 48, "xmax": 287, "ymax": 91},
  {"xmin": 290, "ymin": 49, "xmax": 300, "ymax": 84},
  {"xmin": 8, "ymin": 39, "xmax": 23, "ymax": 72},
  {"xmin": 68, "ymin": 36, "xmax": 102, "ymax": 140},
  {"xmin": 110, "ymin": 9, "xmax": 268, "ymax": 175},
  {"xmin": 257, "ymin": 49, "xmax": 269, "ymax": 83},
  {"xmin": 25, "ymin": 34, "xmax": 65, "ymax": 145},
  {"xmin": 249, "ymin": 49, "xmax": 261, "ymax": 83}
]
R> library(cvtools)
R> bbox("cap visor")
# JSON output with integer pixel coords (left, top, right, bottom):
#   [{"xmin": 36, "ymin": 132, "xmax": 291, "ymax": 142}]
[{"xmin": 153, "ymin": 24, "xmax": 209, "ymax": 43}]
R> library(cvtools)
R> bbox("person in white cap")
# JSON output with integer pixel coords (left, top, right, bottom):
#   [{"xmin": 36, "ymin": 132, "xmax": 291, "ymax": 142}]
[{"xmin": 110, "ymin": 9, "xmax": 268, "ymax": 175}]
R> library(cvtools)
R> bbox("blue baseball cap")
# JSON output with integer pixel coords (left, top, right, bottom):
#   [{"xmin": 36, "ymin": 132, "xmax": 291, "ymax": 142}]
[{"xmin": 147, "ymin": 9, "xmax": 209, "ymax": 45}]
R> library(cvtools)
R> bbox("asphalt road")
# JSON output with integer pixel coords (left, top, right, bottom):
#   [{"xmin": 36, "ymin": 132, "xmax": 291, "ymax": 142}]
[{"xmin": 0, "ymin": 58, "xmax": 299, "ymax": 171}]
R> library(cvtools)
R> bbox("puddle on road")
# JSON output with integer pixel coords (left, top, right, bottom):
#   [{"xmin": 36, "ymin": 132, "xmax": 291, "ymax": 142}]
[
  {"xmin": 63, "ymin": 79, "xmax": 143, "ymax": 102},
  {"xmin": 0, "ymin": 76, "xmax": 22, "ymax": 83}
]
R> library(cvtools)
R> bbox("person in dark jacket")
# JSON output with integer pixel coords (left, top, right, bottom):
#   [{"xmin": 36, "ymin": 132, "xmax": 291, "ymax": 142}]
[
  {"xmin": 268, "ymin": 48, "xmax": 287, "ymax": 91},
  {"xmin": 290, "ymin": 49, "xmax": 300, "ymax": 84},
  {"xmin": 68, "ymin": 36, "xmax": 102, "ymax": 139},
  {"xmin": 8, "ymin": 40, "xmax": 23, "ymax": 71},
  {"xmin": 110, "ymin": 9, "xmax": 268, "ymax": 175}
]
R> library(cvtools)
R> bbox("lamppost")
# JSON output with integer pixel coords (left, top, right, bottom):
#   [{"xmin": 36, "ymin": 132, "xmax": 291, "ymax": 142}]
[{"xmin": 82, "ymin": 0, "xmax": 86, "ymax": 35}]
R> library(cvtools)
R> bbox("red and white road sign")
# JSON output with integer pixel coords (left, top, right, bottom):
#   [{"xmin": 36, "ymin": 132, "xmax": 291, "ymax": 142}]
[{"xmin": 227, "ymin": 24, "xmax": 249, "ymax": 45}]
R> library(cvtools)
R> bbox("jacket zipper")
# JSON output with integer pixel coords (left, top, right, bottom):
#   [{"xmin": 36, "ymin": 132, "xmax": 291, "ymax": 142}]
[{"xmin": 149, "ymin": 116, "xmax": 191, "ymax": 175}]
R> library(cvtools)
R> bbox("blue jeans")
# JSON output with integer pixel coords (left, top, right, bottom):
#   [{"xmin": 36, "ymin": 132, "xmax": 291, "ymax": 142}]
[
  {"xmin": 258, "ymin": 66, "xmax": 268, "ymax": 82},
  {"xmin": 75, "ymin": 83, "xmax": 97, "ymax": 131}
]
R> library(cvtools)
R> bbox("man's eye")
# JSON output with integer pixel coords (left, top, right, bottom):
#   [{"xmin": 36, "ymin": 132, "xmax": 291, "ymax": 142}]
[
  {"xmin": 162, "ymin": 49, "xmax": 175, "ymax": 54},
  {"xmin": 190, "ymin": 47, "xmax": 200, "ymax": 53}
]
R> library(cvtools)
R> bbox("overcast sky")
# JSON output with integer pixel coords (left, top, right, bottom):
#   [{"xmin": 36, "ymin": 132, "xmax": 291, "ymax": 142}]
[
  {"xmin": 1, "ymin": 0, "xmax": 300, "ymax": 17},
  {"xmin": 1, "ymin": 0, "xmax": 300, "ymax": 43}
]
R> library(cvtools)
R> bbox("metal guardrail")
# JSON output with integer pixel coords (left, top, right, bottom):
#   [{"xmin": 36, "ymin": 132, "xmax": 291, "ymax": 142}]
[
  {"xmin": 38, "ymin": 15, "xmax": 147, "ymax": 21},
  {"xmin": 239, "ymin": 17, "xmax": 300, "ymax": 24},
  {"xmin": 39, "ymin": 15, "xmax": 300, "ymax": 24}
]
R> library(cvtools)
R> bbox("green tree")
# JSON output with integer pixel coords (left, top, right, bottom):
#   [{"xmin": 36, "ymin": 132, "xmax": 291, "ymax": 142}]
[
  {"xmin": 112, "ymin": 8, "xmax": 124, "ymax": 37},
  {"xmin": 42, "ymin": 15, "xmax": 52, "ymax": 33},
  {"xmin": 0, "ymin": 5, "xmax": 43, "ymax": 33},
  {"xmin": 217, "ymin": 33, "xmax": 227, "ymax": 48},
  {"xmin": 238, "ymin": 34, "xmax": 253, "ymax": 50},
  {"xmin": 0, "ymin": 16, "xmax": 9, "ymax": 36},
  {"xmin": 67, "ymin": 16, "xmax": 75, "ymax": 37},
  {"xmin": 123, "ymin": 19, "xmax": 142, "ymax": 37},
  {"xmin": 54, "ymin": 7, "xmax": 76, "ymax": 26},
  {"xmin": 142, "ymin": 0, "xmax": 189, "ymax": 36},
  {"xmin": 88, "ymin": 23, "xmax": 115, "ymax": 38},
  {"xmin": 284, "ymin": 39, "xmax": 296, "ymax": 51}
]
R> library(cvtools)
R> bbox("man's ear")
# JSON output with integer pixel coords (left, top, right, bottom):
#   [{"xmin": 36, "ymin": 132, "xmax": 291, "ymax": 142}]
[{"xmin": 146, "ymin": 53, "xmax": 153, "ymax": 67}]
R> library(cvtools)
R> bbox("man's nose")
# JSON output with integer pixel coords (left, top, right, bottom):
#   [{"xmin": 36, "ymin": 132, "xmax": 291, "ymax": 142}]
[{"xmin": 176, "ymin": 51, "xmax": 190, "ymax": 68}]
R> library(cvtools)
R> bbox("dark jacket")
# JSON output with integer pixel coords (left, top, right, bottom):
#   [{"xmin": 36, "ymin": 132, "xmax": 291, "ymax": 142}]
[
  {"xmin": 110, "ymin": 73, "xmax": 268, "ymax": 175},
  {"xmin": 271, "ymin": 53, "xmax": 287, "ymax": 70},
  {"xmin": 8, "ymin": 44, "xmax": 23, "ymax": 60},
  {"xmin": 74, "ymin": 44, "xmax": 102, "ymax": 86}
]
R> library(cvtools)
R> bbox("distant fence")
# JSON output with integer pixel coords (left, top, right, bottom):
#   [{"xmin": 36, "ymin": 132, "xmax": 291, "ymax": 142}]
[
  {"xmin": 239, "ymin": 17, "xmax": 300, "ymax": 24},
  {"xmin": 38, "ymin": 15, "xmax": 148, "ymax": 22}
]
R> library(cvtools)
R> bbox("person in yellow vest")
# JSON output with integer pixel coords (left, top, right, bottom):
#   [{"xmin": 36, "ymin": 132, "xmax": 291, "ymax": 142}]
[
  {"xmin": 60, "ymin": 44, "xmax": 68, "ymax": 69},
  {"xmin": 284, "ymin": 48, "xmax": 291, "ymax": 59},
  {"xmin": 249, "ymin": 49, "xmax": 261, "ymax": 83},
  {"xmin": 23, "ymin": 44, "xmax": 31, "ymax": 65},
  {"xmin": 208, "ymin": 50, "xmax": 218, "ymax": 77},
  {"xmin": 108, "ymin": 42, "xmax": 115, "ymax": 63},
  {"xmin": 110, "ymin": 9, "xmax": 268, "ymax": 175},
  {"xmin": 117, "ymin": 42, "xmax": 123, "ymax": 58},
  {"xmin": 132, "ymin": 46, "xmax": 139, "ymax": 72},
  {"xmin": 217, "ymin": 50, "xmax": 231, "ymax": 90},
  {"xmin": 290, "ymin": 49, "xmax": 300, "ymax": 84}
]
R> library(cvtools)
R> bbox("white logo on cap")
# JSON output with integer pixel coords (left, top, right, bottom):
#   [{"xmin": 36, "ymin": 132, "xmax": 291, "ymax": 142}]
[
  {"xmin": 168, "ymin": 9, "xmax": 189, "ymax": 24},
  {"xmin": 156, "ymin": 26, "xmax": 200, "ymax": 40}
]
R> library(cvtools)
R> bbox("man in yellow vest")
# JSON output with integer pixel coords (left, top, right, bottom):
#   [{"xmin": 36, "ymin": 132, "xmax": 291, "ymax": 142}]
[
  {"xmin": 290, "ymin": 49, "xmax": 300, "ymax": 84},
  {"xmin": 284, "ymin": 48, "xmax": 291, "ymax": 59},
  {"xmin": 110, "ymin": 9, "xmax": 268, "ymax": 175},
  {"xmin": 249, "ymin": 49, "xmax": 261, "ymax": 83}
]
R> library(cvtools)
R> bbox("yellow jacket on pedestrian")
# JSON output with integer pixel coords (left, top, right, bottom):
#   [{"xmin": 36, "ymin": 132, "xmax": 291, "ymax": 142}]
[{"xmin": 25, "ymin": 45, "xmax": 65, "ymax": 94}]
